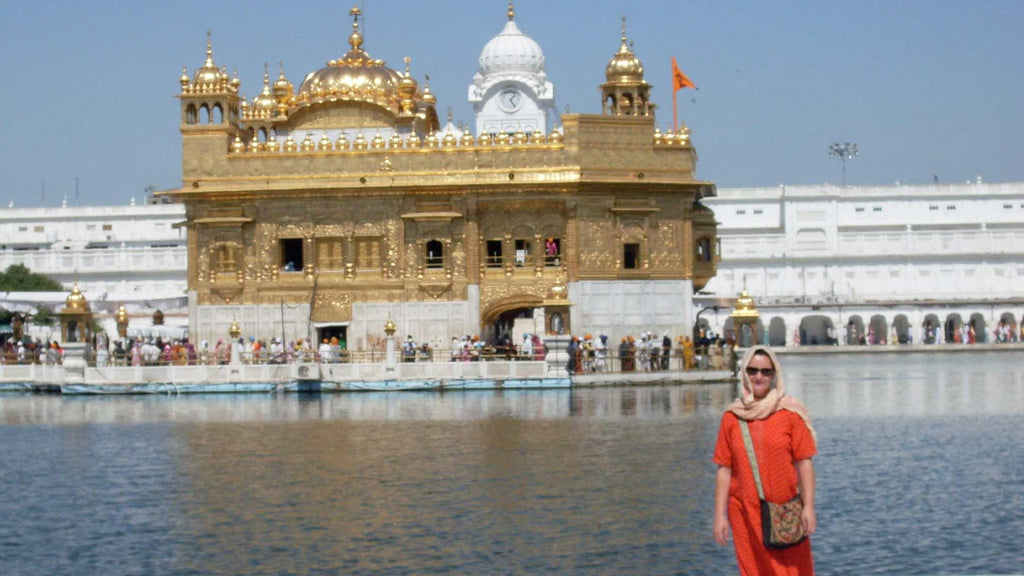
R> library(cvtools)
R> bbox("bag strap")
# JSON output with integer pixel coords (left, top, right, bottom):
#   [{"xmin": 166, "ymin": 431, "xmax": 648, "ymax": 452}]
[{"xmin": 738, "ymin": 419, "xmax": 766, "ymax": 500}]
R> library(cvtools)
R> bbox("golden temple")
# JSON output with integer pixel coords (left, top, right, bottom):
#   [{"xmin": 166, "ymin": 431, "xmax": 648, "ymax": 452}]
[{"xmin": 163, "ymin": 6, "xmax": 718, "ymax": 349}]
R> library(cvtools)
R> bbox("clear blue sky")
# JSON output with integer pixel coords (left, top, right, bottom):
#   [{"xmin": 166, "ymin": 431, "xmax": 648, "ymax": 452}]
[{"xmin": 1, "ymin": 0, "xmax": 1021, "ymax": 206}]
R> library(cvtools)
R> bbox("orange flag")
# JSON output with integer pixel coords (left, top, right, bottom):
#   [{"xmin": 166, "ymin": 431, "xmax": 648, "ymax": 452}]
[{"xmin": 672, "ymin": 57, "xmax": 696, "ymax": 91}]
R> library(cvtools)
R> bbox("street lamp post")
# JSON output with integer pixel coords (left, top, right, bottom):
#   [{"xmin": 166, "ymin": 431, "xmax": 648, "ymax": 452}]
[{"xmin": 829, "ymin": 142, "xmax": 858, "ymax": 187}]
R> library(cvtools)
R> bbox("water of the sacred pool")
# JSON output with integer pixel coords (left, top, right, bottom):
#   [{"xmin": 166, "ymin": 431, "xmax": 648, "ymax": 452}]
[{"xmin": 0, "ymin": 352, "xmax": 1020, "ymax": 575}]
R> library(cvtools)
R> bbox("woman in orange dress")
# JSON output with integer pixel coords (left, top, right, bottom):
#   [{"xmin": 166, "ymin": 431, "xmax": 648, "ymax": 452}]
[{"xmin": 713, "ymin": 345, "xmax": 818, "ymax": 575}]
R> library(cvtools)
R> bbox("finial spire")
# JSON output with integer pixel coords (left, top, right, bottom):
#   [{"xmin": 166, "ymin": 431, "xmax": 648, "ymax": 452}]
[
  {"xmin": 620, "ymin": 15, "xmax": 628, "ymax": 44},
  {"xmin": 205, "ymin": 29, "xmax": 214, "ymax": 66},
  {"xmin": 348, "ymin": 5, "xmax": 364, "ymax": 50},
  {"xmin": 404, "ymin": 56, "xmax": 411, "ymax": 75},
  {"xmin": 349, "ymin": 5, "xmax": 362, "ymax": 29},
  {"xmin": 508, "ymin": 1, "xmax": 515, "ymax": 20}
]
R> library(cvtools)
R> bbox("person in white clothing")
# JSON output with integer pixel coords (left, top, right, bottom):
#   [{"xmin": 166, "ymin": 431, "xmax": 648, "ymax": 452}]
[{"xmin": 318, "ymin": 339, "xmax": 333, "ymax": 363}]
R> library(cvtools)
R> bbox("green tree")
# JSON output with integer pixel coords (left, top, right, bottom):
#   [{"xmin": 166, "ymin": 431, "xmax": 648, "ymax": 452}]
[
  {"xmin": 0, "ymin": 264, "xmax": 64, "ymax": 292},
  {"xmin": 31, "ymin": 307, "xmax": 54, "ymax": 327}
]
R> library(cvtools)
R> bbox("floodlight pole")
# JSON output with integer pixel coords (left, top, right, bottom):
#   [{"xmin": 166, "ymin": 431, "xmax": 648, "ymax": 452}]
[{"xmin": 829, "ymin": 142, "xmax": 858, "ymax": 187}]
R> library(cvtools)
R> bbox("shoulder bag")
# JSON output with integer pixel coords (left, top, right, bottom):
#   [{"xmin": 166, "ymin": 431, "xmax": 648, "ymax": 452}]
[{"xmin": 738, "ymin": 419, "xmax": 808, "ymax": 550}]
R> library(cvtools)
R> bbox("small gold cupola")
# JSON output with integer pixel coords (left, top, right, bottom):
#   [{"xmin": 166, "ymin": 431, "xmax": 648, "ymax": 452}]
[{"xmin": 601, "ymin": 16, "xmax": 654, "ymax": 117}]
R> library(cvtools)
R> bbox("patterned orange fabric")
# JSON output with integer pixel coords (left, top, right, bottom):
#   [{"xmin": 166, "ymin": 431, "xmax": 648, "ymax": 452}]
[{"xmin": 714, "ymin": 410, "xmax": 817, "ymax": 575}]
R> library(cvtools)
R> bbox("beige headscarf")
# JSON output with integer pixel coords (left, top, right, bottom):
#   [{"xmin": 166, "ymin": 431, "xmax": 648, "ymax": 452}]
[{"xmin": 726, "ymin": 345, "xmax": 817, "ymax": 445}]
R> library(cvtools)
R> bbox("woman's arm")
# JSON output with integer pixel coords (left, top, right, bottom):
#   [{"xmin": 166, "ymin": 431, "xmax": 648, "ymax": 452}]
[
  {"xmin": 796, "ymin": 458, "xmax": 816, "ymax": 536},
  {"xmin": 713, "ymin": 465, "xmax": 732, "ymax": 545}
]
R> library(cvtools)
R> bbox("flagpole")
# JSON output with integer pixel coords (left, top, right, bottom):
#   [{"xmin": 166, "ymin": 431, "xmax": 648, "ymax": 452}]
[{"xmin": 673, "ymin": 87, "xmax": 678, "ymax": 133}]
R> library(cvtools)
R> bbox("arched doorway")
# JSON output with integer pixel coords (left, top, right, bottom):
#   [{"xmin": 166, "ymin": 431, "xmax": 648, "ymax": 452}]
[
  {"xmin": 868, "ymin": 315, "xmax": 888, "ymax": 344},
  {"xmin": 768, "ymin": 317, "xmax": 786, "ymax": 347},
  {"xmin": 695, "ymin": 317, "xmax": 712, "ymax": 340},
  {"xmin": 724, "ymin": 317, "xmax": 762, "ymax": 348},
  {"xmin": 997, "ymin": 312, "xmax": 1018, "ymax": 342},
  {"xmin": 945, "ymin": 313, "xmax": 963, "ymax": 343},
  {"xmin": 799, "ymin": 315, "xmax": 833, "ymax": 346},
  {"xmin": 847, "ymin": 315, "xmax": 865, "ymax": 345},
  {"xmin": 893, "ymin": 315, "xmax": 911, "ymax": 344},
  {"xmin": 481, "ymin": 295, "xmax": 545, "ymax": 353},
  {"xmin": 722, "ymin": 317, "xmax": 735, "ymax": 343},
  {"xmin": 753, "ymin": 318, "xmax": 766, "ymax": 346},
  {"xmin": 969, "ymin": 312, "xmax": 987, "ymax": 343},
  {"xmin": 923, "ymin": 313, "xmax": 940, "ymax": 344}
]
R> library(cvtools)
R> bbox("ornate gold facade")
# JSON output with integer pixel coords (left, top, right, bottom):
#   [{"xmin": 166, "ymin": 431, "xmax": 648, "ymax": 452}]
[{"xmin": 164, "ymin": 9, "xmax": 717, "ymax": 342}]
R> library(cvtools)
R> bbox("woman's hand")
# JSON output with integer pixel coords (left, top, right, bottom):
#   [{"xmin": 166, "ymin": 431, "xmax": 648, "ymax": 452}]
[
  {"xmin": 796, "ymin": 458, "xmax": 816, "ymax": 536},
  {"xmin": 713, "ymin": 466, "xmax": 732, "ymax": 545},
  {"xmin": 713, "ymin": 512, "xmax": 731, "ymax": 545},
  {"xmin": 801, "ymin": 504, "xmax": 816, "ymax": 536}
]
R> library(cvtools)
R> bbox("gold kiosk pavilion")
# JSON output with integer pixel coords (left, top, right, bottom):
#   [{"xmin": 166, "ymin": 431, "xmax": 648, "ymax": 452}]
[
  {"xmin": 729, "ymin": 290, "xmax": 761, "ymax": 348},
  {"xmin": 163, "ymin": 7, "xmax": 718, "ymax": 350},
  {"xmin": 59, "ymin": 283, "xmax": 93, "ymax": 345}
]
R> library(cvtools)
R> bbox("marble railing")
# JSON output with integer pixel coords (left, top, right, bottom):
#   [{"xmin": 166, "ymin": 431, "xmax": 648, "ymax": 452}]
[
  {"xmin": 721, "ymin": 229, "xmax": 1024, "ymax": 259},
  {"xmin": 0, "ymin": 247, "xmax": 186, "ymax": 275},
  {"xmin": 0, "ymin": 360, "xmax": 549, "ymax": 386}
]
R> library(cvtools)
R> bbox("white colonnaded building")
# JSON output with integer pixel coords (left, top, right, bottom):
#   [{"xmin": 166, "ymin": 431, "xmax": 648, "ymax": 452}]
[
  {"xmin": 0, "ymin": 198, "xmax": 189, "ymax": 340},
  {"xmin": 701, "ymin": 179, "xmax": 1024, "ymax": 345}
]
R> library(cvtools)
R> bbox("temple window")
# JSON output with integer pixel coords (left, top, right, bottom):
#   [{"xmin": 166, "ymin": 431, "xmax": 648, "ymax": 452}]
[
  {"xmin": 355, "ymin": 237, "xmax": 381, "ymax": 270},
  {"xmin": 215, "ymin": 244, "xmax": 237, "ymax": 272},
  {"xmin": 623, "ymin": 242, "xmax": 640, "ymax": 269},
  {"xmin": 200, "ymin": 105, "xmax": 210, "ymax": 124},
  {"xmin": 696, "ymin": 237, "xmax": 713, "ymax": 262},
  {"xmin": 425, "ymin": 240, "xmax": 444, "ymax": 269},
  {"xmin": 279, "ymin": 238, "xmax": 304, "ymax": 272},
  {"xmin": 486, "ymin": 240, "xmax": 503, "ymax": 267},
  {"xmin": 514, "ymin": 239, "xmax": 532, "ymax": 267},
  {"xmin": 317, "ymin": 238, "xmax": 344, "ymax": 271},
  {"xmin": 186, "ymin": 104, "xmax": 198, "ymax": 125},
  {"xmin": 212, "ymin": 104, "xmax": 224, "ymax": 124},
  {"xmin": 544, "ymin": 238, "xmax": 561, "ymax": 266}
]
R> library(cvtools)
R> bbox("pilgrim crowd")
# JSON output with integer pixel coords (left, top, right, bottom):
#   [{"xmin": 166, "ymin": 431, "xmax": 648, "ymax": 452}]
[
  {"xmin": 12, "ymin": 318, "xmax": 1019, "ymax": 369},
  {"xmin": 1, "ymin": 330, "xmax": 741, "ymax": 373}
]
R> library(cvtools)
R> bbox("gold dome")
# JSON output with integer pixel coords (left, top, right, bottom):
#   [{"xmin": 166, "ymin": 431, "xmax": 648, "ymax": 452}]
[
  {"xmin": 250, "ymin": 65, "xmax": 277, "ymax": 117},
  {"xmin": 546, "ymin": 278, "xmax": 568, "ymax": 301},
  {"xmin": 191, "ymin": 33, "xmax": 231, "ymax": 87},
  {"xmin": 115, "ymin": 304, "xmax": 129, "ymax": 325},
  {"xmin": 228, "ymin": 319, "xmax": 242, "ymax": 339},
  {"xmin": 730, "ymin": 290, "xmax": 760, "ymax": 319},
  {"xmin": 296, "ymin": 8, "xmax": 403, "ymax": 111},
  {"xmin": 605, "ymin": 19, "xmax": 646, "ymax": 84},
  {"xmin": 398, "ymin": 57, "xmax": 418, "ymax": 99},
  {"xmin": 65, "ymin": 282, "xmax": 89, "ymax": 311},
  {"xmin": 421, "ymin": 75, "xmax": 436, "ymax": 106},
  {"xmin": 272, "ymin": 62, "xmax": 294, "ymax": 102}
]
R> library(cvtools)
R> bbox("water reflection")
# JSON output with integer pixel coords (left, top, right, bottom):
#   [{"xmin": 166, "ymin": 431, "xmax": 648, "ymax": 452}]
[
  {"xmin": 2, "ymin": 353, "xmax": 1021, "ymax": 425},
  {"xmin": 782, "ymin": 352, "xmax": 1024, "ymax": 417}
]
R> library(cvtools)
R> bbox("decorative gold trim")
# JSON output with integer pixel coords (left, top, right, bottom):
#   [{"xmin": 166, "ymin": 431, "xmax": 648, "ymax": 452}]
[
  {"xmin": 194, "ymin": 217, "xmax": 253, "ymax": 225},
  {"xmin": 400, "ymin": 211, "xmax": 463, "ymax": 221}
]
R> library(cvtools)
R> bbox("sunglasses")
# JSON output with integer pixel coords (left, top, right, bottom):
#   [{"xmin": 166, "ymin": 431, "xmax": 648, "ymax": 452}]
[{"xmin": 745, "ymin": 367, "xmax": 776, "ymax": 377}]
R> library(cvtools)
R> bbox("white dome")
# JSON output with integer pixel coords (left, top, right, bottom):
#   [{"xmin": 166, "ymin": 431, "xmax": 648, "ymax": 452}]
[{"xmin": 478, "ymin": 20, "xmax": 545, "ymax": 75}]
